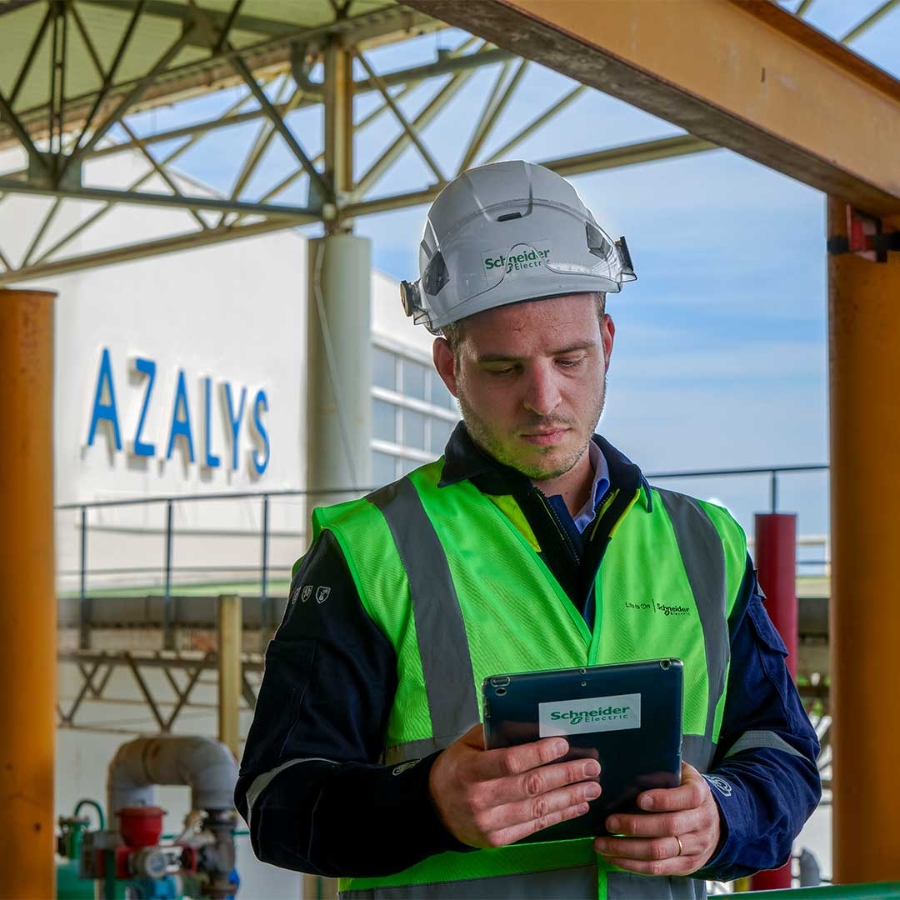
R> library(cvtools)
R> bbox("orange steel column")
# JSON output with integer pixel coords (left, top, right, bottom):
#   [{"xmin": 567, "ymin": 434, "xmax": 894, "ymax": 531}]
[
  {"xmin": 828, "ymin": 199, "xmax": 900, "ymax": 883},
  {"xmin": 0, "ymin": 289, "xmax": 56, "ymax": 898}
]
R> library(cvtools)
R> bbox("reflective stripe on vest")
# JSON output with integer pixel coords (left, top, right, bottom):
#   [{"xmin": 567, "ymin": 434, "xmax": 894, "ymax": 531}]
[
  {"xmin": 370, "ymin": 478, "xmax": 480, "ymax": 751},
  {"xmin": 656, "ymin": 489, "xmax": 728, "ymax": 772}
]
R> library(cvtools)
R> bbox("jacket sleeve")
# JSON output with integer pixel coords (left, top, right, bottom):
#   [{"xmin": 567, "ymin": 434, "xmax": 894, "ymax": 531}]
[
  {"xmin": 234, "ymin": 529, "xmax": 467, "ymax": 877},
  {"xmin": 696, "ymin": 560, "xmax": 822, "ymax": 882}
]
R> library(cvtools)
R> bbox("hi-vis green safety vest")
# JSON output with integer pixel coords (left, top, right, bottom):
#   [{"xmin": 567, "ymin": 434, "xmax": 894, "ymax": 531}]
[{"xmin": 311, "ymin": 460, "xmax": 748, "ymax": 900}]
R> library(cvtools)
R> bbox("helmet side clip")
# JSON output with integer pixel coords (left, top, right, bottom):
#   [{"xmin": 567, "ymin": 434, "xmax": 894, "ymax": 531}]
[{"xmin": 615, "ymin": 236, "xmax": 636, "ymax": 279}]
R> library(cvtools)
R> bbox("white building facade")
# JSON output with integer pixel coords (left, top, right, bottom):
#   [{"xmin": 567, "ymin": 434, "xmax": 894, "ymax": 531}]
[
  {"xmin": 39, "ymin": 233, "xmax": 455, "ymax": 597},
  {"xmin": 3, "ymin": 146, "xmax": 456, "ymax": 898}
]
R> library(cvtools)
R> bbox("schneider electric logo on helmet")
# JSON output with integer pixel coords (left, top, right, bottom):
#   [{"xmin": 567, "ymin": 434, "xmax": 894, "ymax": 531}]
[{"xmin": 482, "ymin": 243, "xmax": 551, "ymax": 276}]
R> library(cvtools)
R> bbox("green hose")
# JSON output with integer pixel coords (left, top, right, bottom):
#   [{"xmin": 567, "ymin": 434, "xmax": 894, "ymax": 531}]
[{"xmin": 73, "ymin": 799, "xmax": 105, "ymax": 831}]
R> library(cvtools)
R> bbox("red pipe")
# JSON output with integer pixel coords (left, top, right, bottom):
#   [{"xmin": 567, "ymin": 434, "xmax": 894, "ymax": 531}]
[
  {"xmin": 749, "ymin": 513, "xmax": 798, "ymax": 890},
  {"xmin": 754, "ymin": 513, "xmax": 799, "ymax": 677}
]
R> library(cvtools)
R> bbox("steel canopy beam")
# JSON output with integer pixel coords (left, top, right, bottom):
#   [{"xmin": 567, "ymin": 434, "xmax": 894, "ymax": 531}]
[
  {"xmin": 343, "ymin": 134, "xmax": 717, "ymax": 217},
  {"xmin": 0, "ymin": 218, "xmax": 308, "ymax": 287},
  {"xmin": 0, "ymin": 178, "xmax": 315, "ymax": 219},
  {"xmin": 0, "ymin": 134, "xmax": 714, "ymax": 284},
  {"xmin": 402, "ymin": 0, "xmax": 900, "ymax": 214},
  {"xmin": 0, "ymin": 4, "xmax": 443, "ymax": 150}
]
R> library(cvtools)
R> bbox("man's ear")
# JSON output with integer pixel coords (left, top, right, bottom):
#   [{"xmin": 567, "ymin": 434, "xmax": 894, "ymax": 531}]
[
  {"xmin": 601, "ymin": 314, "xmax": 615, "ymax": 373},
  {"xmin": 433, "ymin": 337, "xmax": 459, "ymax": 397}
]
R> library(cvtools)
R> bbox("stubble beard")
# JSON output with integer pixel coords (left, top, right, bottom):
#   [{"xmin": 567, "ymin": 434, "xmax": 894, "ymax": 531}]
[{"xmin": 456, "ymin": 372, "xmax": 607, "ymax": 481}]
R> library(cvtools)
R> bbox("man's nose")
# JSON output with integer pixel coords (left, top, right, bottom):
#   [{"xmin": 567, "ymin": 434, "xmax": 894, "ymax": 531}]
[{"xmin": 522, "ymin": 364, "xmax": 561, "ymax": 417}]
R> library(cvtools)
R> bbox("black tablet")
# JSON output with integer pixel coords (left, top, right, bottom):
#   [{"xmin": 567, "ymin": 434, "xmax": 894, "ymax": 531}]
[{"xmin": 482, "ymin": 658, "xmax": 683, "ymax": 842}]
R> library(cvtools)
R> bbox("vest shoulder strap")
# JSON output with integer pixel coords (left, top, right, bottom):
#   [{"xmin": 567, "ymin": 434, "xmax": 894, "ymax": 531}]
[{"xmin": 655, "ymin": 488, "xmax": 746, "ymax": 758}]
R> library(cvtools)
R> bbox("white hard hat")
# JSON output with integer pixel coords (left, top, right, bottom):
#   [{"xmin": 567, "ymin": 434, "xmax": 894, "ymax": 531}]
[{"xmin": 401, "ymin": 160, "xmax": 636, "ymax": 334}]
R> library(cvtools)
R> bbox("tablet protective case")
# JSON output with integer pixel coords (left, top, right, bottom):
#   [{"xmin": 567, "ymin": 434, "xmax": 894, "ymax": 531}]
[{"xmin": 482, "ymin": 658, "xmax": 683, "ymax": 842}]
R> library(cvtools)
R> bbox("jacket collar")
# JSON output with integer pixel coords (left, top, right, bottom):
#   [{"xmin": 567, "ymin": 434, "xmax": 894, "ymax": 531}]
[{"xmin": 438, "ymin": 422, "xmax": 653, "ymax": 512}]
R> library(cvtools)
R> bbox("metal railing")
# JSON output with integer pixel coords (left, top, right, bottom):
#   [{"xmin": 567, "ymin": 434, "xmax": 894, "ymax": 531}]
[
  {"xmin": 56, "ymin": 486, "xmax": 368, "ymax": 650},
  {"xmin": 57, "ymin": 463, "xmax": 830, "ymax": 649},
  {"xmin": 649, "ymin": 463, "xmax": 832, "ymax": 574},
  {"xmin": 648, "ymin": 463, "xmax": 828, "ymax": 515}
]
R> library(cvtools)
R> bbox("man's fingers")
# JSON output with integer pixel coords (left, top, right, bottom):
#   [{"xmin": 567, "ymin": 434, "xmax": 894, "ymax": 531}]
[
  {"xmin": 596, "ymin": 764, "xmax": 720, "ymax": 875},
  {"xmin": 482, "ymin": 757, "xmax": 601, "ymax": 807},
  {"xmin": 478, "ymin": 780, "xmax": 601, "ymax": 834},
  {"xmin": 595, "ymin": 834, "xmax": 688, "ymax": 862},
  {"xmin": 635, "ymin": 762, "xmax": 707, "ymax": 812},
  {"xmin": 472, "ymin": 736, "xmax": 570, "ymax": 781},
  {"xmin": 605, "ymin": 810, "xmax": 697, "ymax": 838},
  {"xmin": 636, "ymin": 777, "xmax": 707, "ymax": 813},
  {"xmin": 488, "ymin": 799, "xmax": 593, "ymax": 848}
]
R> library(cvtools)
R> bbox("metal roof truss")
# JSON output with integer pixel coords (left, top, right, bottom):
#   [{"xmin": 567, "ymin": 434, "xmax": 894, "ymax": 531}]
[{"xmin": 0, "ymin": 0, "xmax": 893, "ymax": 284}]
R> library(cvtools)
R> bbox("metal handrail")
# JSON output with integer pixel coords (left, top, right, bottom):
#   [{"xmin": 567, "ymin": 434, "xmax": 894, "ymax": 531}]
[
  {"xmin": 55, "ymin": 485, "xmax": 367, "ymax": 511},
  {"xmin": 58, "ymin": 463, "xmax": 831, "ymax": 648},
  {"xmin": 647, "ymin": 463, "xmax": 828, "ymax": 513},
  {"xmin": 58, "ymin": 486, "xmax": 374, "ymax": 649}
]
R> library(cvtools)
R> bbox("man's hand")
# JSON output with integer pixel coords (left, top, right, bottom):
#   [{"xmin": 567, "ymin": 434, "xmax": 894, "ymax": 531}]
[
  {"xmin": 429, "ymin": 724, "xmax": 602, "ymax": 849},
  {"xmin": 593, "ymin": 763, "xmax": 721, "ymax": 876}
]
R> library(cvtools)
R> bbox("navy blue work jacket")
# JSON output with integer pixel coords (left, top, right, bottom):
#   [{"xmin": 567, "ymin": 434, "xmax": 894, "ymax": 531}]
[{"xmin": 235, "ymin": 426, "xmax": 821, "ymax": 883}]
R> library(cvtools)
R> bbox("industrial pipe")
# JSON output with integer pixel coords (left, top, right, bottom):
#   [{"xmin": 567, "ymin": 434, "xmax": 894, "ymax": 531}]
[
  {"xmin": 754, "ymin": 513, "xmax": 799, "ymax": 677},
  {"xmin": 750, "ymin": 512, "xmax": 798, "ymax": 891},
  {"xmin": 107, "ymin": 735, "xmax": 238, "ymax": 816}
]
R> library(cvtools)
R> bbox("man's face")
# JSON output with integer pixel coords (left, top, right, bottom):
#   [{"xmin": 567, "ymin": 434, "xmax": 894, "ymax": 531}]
[{"xmin": 433, "ymin": 293, "xmax": 615, "ymax": 482}]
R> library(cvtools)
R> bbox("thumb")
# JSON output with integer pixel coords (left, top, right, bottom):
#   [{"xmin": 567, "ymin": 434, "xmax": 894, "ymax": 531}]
[{"xmin": 459, "ymin": 722, "xmax": 486, "ymax": 750}]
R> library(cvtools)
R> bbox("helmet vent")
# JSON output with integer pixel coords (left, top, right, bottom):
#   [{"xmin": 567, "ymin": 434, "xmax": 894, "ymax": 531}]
[
  {"xmin": 423, "ymin": 251, "xmax": 450, "ymax": 296},
  {"xmin": 585, "ymin": 221, "xmax": 612, "ymax": 259}
]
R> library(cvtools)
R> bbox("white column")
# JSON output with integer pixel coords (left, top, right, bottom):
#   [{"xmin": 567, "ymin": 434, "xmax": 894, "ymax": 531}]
[{"xmin": 306, "ymin": 234, "xmax": 372, "ymax": 505}]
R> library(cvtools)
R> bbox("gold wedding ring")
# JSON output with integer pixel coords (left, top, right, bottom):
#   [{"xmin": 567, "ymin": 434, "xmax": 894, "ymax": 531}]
[{"xmin": 675, "ymin": 835, "xmax": 684, "ymax": 857}]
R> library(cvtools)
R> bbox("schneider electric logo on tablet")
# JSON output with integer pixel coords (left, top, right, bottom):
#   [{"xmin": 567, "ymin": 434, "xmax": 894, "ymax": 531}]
[{"xmin": 538, "ymin": 693, "xmax": 642, "ymax": 737}]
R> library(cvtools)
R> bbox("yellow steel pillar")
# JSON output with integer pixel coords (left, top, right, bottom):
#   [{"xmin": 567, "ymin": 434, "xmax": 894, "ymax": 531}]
[
  {"xmin": 828, "ymin": 199, "xmax": 900, "ymax": 882},
  {"xmin": 0, "ymin": 288, "xmax": 56, "ymax": 898}
]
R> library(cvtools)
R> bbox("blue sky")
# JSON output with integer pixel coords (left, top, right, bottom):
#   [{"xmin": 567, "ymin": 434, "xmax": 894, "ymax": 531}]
[{"xmin": 120, "ymin": 1, "xmax": 900, "ymax": 544}]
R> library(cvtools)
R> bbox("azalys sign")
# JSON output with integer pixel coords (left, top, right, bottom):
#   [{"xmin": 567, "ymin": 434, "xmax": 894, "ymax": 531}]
[{"xmin": 85, "ymin": 347, "xmax": 270, "ymax": 475}]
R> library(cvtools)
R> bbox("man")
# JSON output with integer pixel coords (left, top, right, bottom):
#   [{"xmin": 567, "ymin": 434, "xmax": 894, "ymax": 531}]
[{"xmin": 236, "ymin": 161, "xmax": 821, "ymax": 899}]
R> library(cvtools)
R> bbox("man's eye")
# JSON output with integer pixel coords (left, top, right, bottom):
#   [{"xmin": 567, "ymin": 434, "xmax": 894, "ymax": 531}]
[
  {"xmin": 558, "ymin": 356, "xmax": 585, "ymax": 368},
  {"xmin": 487, "ymin": 367, "xmax": 516, "ymax": 376}
]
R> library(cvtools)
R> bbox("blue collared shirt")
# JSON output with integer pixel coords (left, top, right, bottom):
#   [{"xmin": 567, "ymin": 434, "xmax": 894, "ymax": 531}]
[{"xmin": 545, "ymin": 441, "xmax": 611, "ymax": 552}]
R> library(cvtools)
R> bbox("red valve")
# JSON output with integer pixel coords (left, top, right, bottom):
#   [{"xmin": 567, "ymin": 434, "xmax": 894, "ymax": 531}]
[{"xmin": 118, "ymin": 806, "xmax": 166, "ymax": 848}]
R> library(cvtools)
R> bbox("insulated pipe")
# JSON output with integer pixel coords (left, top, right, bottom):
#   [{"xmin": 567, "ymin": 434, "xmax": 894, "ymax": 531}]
[
  {"xmin": 749, "ymin": 513, "xmax": 797, "ymax": 891},
  {"xmin": 107, "ymin": 736, "xmax": 239, "ymax": 816},
  {"xmin": 828, "ymin": 199, "xmax": 900, "ymax": 882},
  {"xmin": 0, "ymin": 288, "xmax": 56, "ymax": 900}
]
